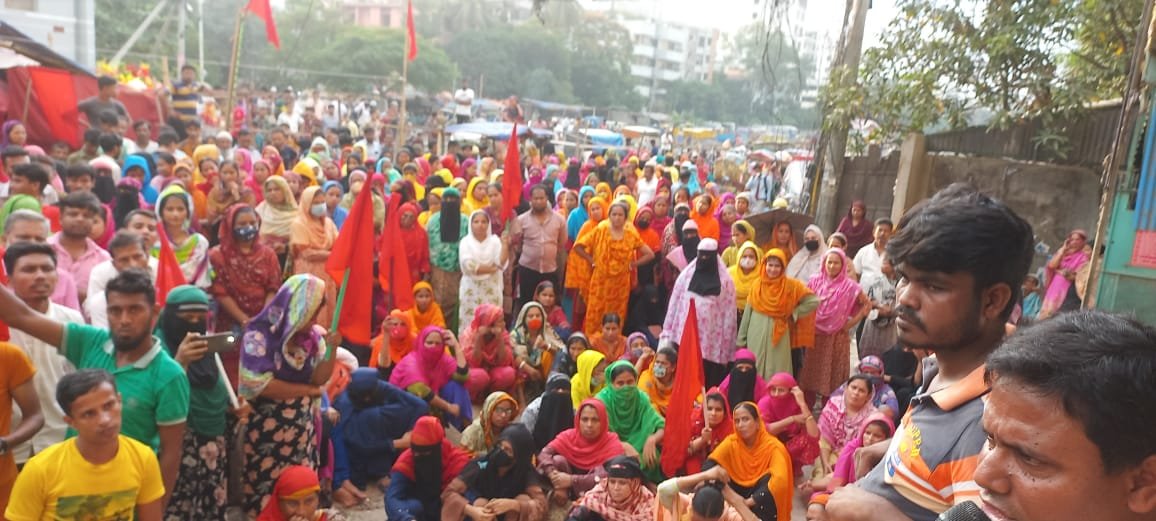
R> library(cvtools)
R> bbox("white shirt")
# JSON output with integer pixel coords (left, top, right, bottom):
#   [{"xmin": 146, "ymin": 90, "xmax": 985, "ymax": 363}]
[
  {"xmin": 853, "ymin": 242, "xmax": 885, "ymax": 284},
  {"xmin": 9, "ymin": 303, "xmax": 82, "ymax": 463},
  {"xmin": 125, "ymin": 140, "xmax": 159, "ymax": 155},
  {"xmin": 636, "ymin": 175, "xmax": 659, "ymax": 206},
  {"xmin": 453, "ymin": 88, "xmax": 475, "ymax": 117},
  {"xmin": 85, "ymin": 259, "xmax": 159, "ymax": 326}
]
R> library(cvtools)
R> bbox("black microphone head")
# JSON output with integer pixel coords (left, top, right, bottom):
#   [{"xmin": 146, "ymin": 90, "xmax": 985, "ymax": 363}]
[{"xmin": 937, "ymin": 501, "xmax": 991, "ymax": 521}]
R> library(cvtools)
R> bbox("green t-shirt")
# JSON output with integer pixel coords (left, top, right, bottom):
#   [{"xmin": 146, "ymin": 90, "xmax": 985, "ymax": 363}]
[{"xmin": 62, "ymin": 323, "xmax": 190, "ymax": 450}]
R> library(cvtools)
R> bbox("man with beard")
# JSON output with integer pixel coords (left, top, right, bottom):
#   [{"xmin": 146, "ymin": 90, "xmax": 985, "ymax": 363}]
[
  {"xmin": 824, "ymin": 183, "xmax": 1033, "ymax": 521},
  {"xmin": 0, "ymin": 268, "xmax": 189, "ymax": 511},
  {"xmin": 511, "ymin": 184, "xmax": 567, "ymax": 313},
  {"xmin": 387, "ymin": 416, "xmax": 473, "ymax": 521}
]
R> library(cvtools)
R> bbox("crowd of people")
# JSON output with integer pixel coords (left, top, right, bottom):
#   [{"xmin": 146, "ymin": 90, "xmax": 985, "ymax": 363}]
[{"xmin": 0, "ymin": 69, "xmax": 1149, "ymax": 521}]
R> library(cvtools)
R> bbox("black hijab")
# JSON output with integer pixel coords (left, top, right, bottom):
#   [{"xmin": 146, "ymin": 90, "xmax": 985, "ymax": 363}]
[
  {"xmin": 468, "ymin": 424, "xmax": 537, "ymax": 499},
  {"xmin": 439, "ymin": 191, "xmax": 463, "ymax": 243},
  {"xmin": 532, "ymin": 374, "xmax": 573, "ymax": 452},
  {"xmin": 564, "ymin": 161, "xmax": 582, "ymax": 189},
  {"xmin": 688, "ymin": 243, "xmax": 721, "ymax": 296},
  {"xmin": 156, "ymin": 288, "xmax": 216, "ymax": 388},
  {"xmin": 727, "ymin": 359, "xmax": 758, "ymax": 408}
]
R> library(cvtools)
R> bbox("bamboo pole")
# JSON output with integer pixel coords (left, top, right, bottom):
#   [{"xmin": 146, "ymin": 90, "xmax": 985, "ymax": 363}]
[
  {"xmin": 224, "ymin": 7, "xmax": 246, "ymax": 132},
  {"xmin": 395, "ymin": 48, "xmax": 409, "ymax": 159}
]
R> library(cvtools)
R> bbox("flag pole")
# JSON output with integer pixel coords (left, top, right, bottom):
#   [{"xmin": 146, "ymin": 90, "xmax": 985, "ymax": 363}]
[
  {"xmin": 224, "ymin": 6, "xmax": 246, "ymax": 132},
  {"xmin": 395, "ymin": 39, "xmax": 409, "ymax": 160},
  {"xmin": 327, "ymin": 269, "xmax": 351, "ymax": 361}
]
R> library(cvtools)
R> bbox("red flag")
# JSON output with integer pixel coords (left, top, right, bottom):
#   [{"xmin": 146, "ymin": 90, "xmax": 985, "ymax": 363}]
[
  {"xmin": 0, "ymin": 257, "xmax": 10, "ymax": 341},
  {"xmin": 155, "ymin": 225, "xmax": 187, "ymax": 305},
  {"xmin": 325, "ymin": 179, "xmax": 377, "ymax": 345},
  {"xmin": 379, "ymin": 193, "xmax": 414, "ymax": 311},
  {"xmin": 246, "ymin": 0, "xmax": 281, "ymax": 49},
  {"xmin": 405, "ymin": 0, "xmax": 418, "ymax": 62},
  {"xmin": 500, "ymin": 124, "xmax": 522, "ymax": 222},
  {"xmin": 660, "ymin": 299, "xmax": 705, "ymax": 477}
]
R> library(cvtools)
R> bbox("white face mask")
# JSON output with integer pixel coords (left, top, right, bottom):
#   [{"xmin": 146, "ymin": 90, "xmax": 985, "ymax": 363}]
[
  {"xmin": 310, "ymin": 202, "xmax": 327, "ymax": 217},
  {"xmin": 739, "ymin": 257, "xmax": 756, "ymax": 270}
]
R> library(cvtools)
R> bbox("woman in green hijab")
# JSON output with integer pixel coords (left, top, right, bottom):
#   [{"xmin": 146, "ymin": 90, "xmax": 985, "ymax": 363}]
[
  {"xmin": 0, "ymin": 194, "xmax": 41, "ymax": 232},
  {"xmin": 595, "ymin": 360, "xmax": 666, "ymax": 482}
]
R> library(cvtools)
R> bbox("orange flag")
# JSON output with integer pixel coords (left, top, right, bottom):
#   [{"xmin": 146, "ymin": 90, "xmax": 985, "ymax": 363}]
[
  {"xmin": 155, "ymin": 225, "xmax": 187, "ymax": 305},
  {"xmin": 379, "ymin": 193, "xmax": 414, "ymax": 311},
  {"xmin": 405, "ymin": 0, "xmax": 418, "ymax": 62},
  {"xmin": 500, "ymin": 124, "xmax": 522, "ymax": 222},
  {"xmin": 661, "ymin": 299, "xmax": 705, "ymax": 477},
  {"xmin": 325, "ymin": 177, "xmax": 377, "ymax": 345},
  {"xmin": 246, "ymin": 0, "xmax": 281, "ymax": 49}
]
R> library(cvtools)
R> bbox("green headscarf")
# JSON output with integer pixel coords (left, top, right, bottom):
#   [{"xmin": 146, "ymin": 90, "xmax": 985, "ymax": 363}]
[
  {"xmin": 0, "ymin": 195, "xmax": 41, "ymax": 232},
  {"xmin": 595, "ymin": 360, "xmax": 666, "ymax": 455}
]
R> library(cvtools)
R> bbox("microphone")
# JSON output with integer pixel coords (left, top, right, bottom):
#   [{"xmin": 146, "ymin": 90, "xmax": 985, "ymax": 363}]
[{"xmin": 937, "ymin": 502, "xmax": 991, "ymax": 521}]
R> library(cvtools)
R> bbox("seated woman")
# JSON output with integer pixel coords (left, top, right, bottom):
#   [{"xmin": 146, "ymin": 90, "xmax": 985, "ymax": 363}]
[
  {"xmin": 636, "ymin": 346, "xmax": 677, "ymax": 416},
  {"xmin": 596, "ymin": 361, "xmax": 665, "ymax": 482},
  {"xmin": 259, "ymin": 465, "xmax": 347, "ymax": 521},
  {"xmin": 685, "ymin": 388, "xmax": 733, "ymax": 475},
  {"xmin": 332, "ymin": 368, "xmax": 428, "ymax": 501},
  {"xmin": 812, "ymin": 374, "xmax": 876, "ymax": 480},
  {"xmin": 827, "ymin": 356, "xmax": 899, "ymax": 419},
  {"xmin": 387, "ymin": 416, "xmax": 474, "ymax": 521},
  {"xmin": 706, "ymin": 402, "xmax": 793, "ymax": 521},
  {"xmin": 534, "ymin": 280, "xmax": 572, "ymax": 340},
  {"xmin": 405, "ymin": 281, "xmax": 447, "ymax": 332},
  {"xmin": 822, "ymin": 412, "xmax": 893, "ymax": 492},
  {"xmin": 571, "ymin": 349, "xmax": 608, "ymax": 408},
  {"xmin": 460, "ymin": 391, "xmax": 519, "ymax": 456},
  {"xmin": 567, "ymin": 456, "xmax": 655, "ymax": 521},
  {"xmin": 520, "ymin": 374, "xmax": 573, "ymax": 451},
  {"xmin": 511, "ymin": 301, "xmax": 565, "ymax": 402},
  {"xmin": 589, "ymin": 313, "xmax": 628, "ymax": 362},
  {"xmin": 656, "ymin": 466, "xmax": 758, "ymax": 521},
  {"xmin": 539, "ymin": 399, "xmax": 630, "ymax": 502},
  {"xmin": 442, "ymin": 425, "xmax": 547, "ymax": 521},
  {"xmin": 718, "ymin": 349, "xmax": 768, "ymax": 408},
  {"xmin": 757, "ymin": 373, "xmax": 820, "ymax": 478},
  {"xmin": 462, "ymin": 304, "xmax": 518, "ymax": 402},
  {"xmin": 389, "ymin": 326, "xmax": 474, "ymax": 430},
  {"xmin": 626, "ymin": 333, "xmax": 652, "ymax": 365},
  {"xmin": 551, "ymin": 332, "xmax": 591, "ymax": 377},
  {"xmin": 370, "ymin": 309, "xmax": 418, "ymax": 372}
]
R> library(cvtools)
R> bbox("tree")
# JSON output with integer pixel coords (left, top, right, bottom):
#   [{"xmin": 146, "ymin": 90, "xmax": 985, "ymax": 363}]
[{"xmin": 822, "ymin": 0, "xmax": 1143, "ymax": 153}]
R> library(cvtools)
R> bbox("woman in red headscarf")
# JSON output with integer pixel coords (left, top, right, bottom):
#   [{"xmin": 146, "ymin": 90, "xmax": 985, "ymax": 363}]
[
  {"xmin": 538, "ymin": 399, "xmax": 629, "ymax": 501},
  {"xmin": 387, "ymin": 416, "xmax": 473, "ymax": 521},
  {"xmin": 757, "ymin": 372, "xmax": 820, "ymax": 477},
  {"xmin": 398, "ymin": 201, "xmax": 431, "ymax": 283},
  {"xmin": 462, "ymin": 304, "xmax": 517, "ymax": 402},
  {"xmin": 257, "ymin": 465, "xmax": 345, "ymax": 521},
  {"xmin": 683, "ymin": 388, "xmax": 734, "ymax": 474}
]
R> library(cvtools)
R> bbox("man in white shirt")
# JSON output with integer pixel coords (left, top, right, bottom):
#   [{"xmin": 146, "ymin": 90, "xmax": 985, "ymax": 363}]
[
  {"xmin": 853, "ymin": 218, "xmax": 893, "ymax": 285},
  {"xmin": 4, "ymin": 242, "xmax": 82, "ymax": 466},
  {"xmin": 85, "ymin": 231, "xmax": 156, "ymax": 328},
  {"xmin": 454, "ymin": 79, "xmax": 475, "ymax": 124},
  {"xmin": 125, "ymin": 120, "xmax": 158, "ymax": 156},
  {"xmin": 355, "ymin": 125, "xmax": 383, "ymax": 164},
  {"xmin": 637, "ymin": 160, "xmax": 660, "ymax": 206}
]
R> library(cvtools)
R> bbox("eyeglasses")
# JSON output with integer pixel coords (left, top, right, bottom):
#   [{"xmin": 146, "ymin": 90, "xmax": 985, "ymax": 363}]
[{"xmin": 494, "ymin": 405, "xmax": 516, "ymax": 416}]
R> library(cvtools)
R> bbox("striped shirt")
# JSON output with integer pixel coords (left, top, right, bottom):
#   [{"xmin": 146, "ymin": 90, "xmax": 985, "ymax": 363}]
[
  {"xmin": 856, "ymin": 361, "xmax": 989, "ymax": 521},
  {"xmin": 171, "ymin": 81, "xmax": 201, "ymax": 121}
]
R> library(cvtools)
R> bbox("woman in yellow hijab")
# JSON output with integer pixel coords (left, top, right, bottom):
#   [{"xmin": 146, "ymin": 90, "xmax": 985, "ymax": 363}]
[
  {"xmin": 595, "ymin": 182, "xmax": 612, "ymax": 201},
  {"xmin": 728, "ymin": 241, "xmax": 763, "ymax": 316},
  {"xmin": 462, "ymin": 176, "xmax": 489, "ymax": 214},
  {"xmin": 292, "ymin": 157, "xmax": 320, "ymax": 187},
  {"xmin": 192, "ymin": 144, "xmax": 220, "ymax": 185}
]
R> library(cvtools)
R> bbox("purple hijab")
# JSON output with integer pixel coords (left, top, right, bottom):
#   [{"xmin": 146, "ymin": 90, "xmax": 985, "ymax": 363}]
[{"xmin": 239, "ymin": 274, "xmax": 328, "ymax": 399}]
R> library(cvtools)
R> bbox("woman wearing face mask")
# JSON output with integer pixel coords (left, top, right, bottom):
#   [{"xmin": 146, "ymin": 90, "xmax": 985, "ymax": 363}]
[
  {"xmin": 719, "ymin": 349, "xmax": 769, "ymax": 407},
  {"xmin": 571, "ymin": 349, "xmax": 608, "ymax": 408},
  {"xmin": 786, "ymin": 224, "xmax": 828, "ymax": 283},
  {"xmin": 706, "ymin": 402, "xmax": 794, "ymax": 521},
  {"xmin": 208, "ymin": 204, "xmax": 282, "ymax": 350},
  {"xmin": 255, "ymin": 176, "xmax": 297, "ymax": 264},
  {"xmin": 683, "ymin": 389, "xmax": 734, "ymax": 475},
  {"xmin": 633, "ymin": 206, "xmax": 662, "ymax": 286},
  {"xmin": 389, "ymin": 326, "xmax": 474, "ymax": 430},
  {"xmin": 722, "ymin": 220, "xmax": 756, "ymax": 268},
  {"xmin": 460, "ymin": 391, "xmax": 520, "ymax": 456},
  {"xmin": 521, "ymin": 374, "xmax": 573, "ymax": 451},
  {"xmin": 289, "ymin": 185, "xmax": 340, "ymax": 328},
  {"xmin": 729, "ymin": 241, "xmax": 764, "ymax": 324},
  {"xmin": 370, "ymin": 309, "xmax": 418, "ymax": 371},
  {"xmin": 595, "ymin": 361, "xmax": 665, "ymax": 483},
  {"xmin": 387, "ymin": 416, "xmax": 474, "ymax": 521},
  {"xmin": 739, "ymin": 248, "xmax": 820, "ymax": 379},
  {"xmin": 568, "ymin": 456, "xmax": 655, "ymax": 521},
  {"xmin": 442, "ymin": 425, "xmax": 547, "ymax": 521},
  {"xmin": 662, "ymin": 239, "xmax": 737, "ymax": 388},
  {"xmin": 427, "ymin": 188, "xmax": 469, "ymax": 334},
  {"xmin": 664, "ymin": 219, "xmax": 700, "ymax": 274},
  {"xmin": 462, "ymin": 304, "xmax": 517, "ymax": 403},
  {"xmin": 758, "ymin": 372, "xmax": 820, "ymax": 478},
  {"xmin": 540, "ymin": 399, "xmax": 629, "ymax": 503},
  {"xmin": 511, "ymin": 301, "xmax": 565, "ymax": 401},
  {"xmin": 636, "ymin": 346, "xmax": 677, "ymax": 416}
]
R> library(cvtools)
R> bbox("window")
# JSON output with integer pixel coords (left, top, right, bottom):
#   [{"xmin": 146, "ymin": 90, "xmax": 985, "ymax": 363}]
[{"xmin": 5, "ymin": 0, "xmax": 37, "ymax": 8}]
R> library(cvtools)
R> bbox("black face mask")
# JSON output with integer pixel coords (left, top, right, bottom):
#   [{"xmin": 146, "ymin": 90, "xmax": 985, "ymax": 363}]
[
  {"xmin": 637, "ymin": 220, "xmax": 650, "ymax": 229},
  {"xmin": 805, "ymin": 240, "xmax": 820, "ymax": 252},
  {"xmin": 163, "ymin": 318, "xmax": 207, "ymax": 353},
  {"xmin": 488, "ymin": 447, "xmax": 513, "ymax": 468},
  {"xmin": 483, "ymin": 331, "xmax": 497, "ymax": 342}
]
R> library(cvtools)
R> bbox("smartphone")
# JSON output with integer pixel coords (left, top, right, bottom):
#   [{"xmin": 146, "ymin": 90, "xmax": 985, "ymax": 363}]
[{"xmin": 202, "ymin": 332, "xmax": 239, "ymax": 354}]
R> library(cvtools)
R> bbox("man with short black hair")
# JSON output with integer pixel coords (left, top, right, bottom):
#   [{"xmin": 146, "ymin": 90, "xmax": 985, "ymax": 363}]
[
  {"xmin": 62, "ymin": 164, "xmax": 96, "ymax": 194},
  {"xmin": 156, "ymin": 131, "xmax": 188, "ymax": 162},
  {"xmin": 0, "ymin": 270, "xmax": 188, "ymax": 510},
  {"xmin": 78, "ymin": 76, "xmax": 130, "ymax": 125},
  {"xmin": 127, "ymin": 120, "xmax": 157, "ymax": 155},
  {"xmin": 511, "ymin": 184, "xmax": 567, "ymax": 312},
  {"xmin": 853, "ymin": 219, "xmax": 894, "ymax": 285},
  {"xmin": 2, "ymin": 210, "xmax": 80, "ymax": 311},
  {"xmin": 48, "ymin": 191, "xmax": 110, "ymax": 303},
  {"xmin": 169, "ymin": 64, "xmax": 204, "ymax": 123},
  {"xmin": 67, "ymin": 129, "xmax": 103, "ymax": 165},
  {"xmin": 1, "ymin": 146, "xmax": 31, "ymax": 203},
  {"xmin": 86, "ymin": 230, "xmax": 156, "ymax": 327},
  {"xmin": 976, "ymin": 310, "xmax": 1156, "ymax": 521},
  {"xmin": 826, "ymin": 183, "xmax": 1034, "ymax": 521},
  {"xmin": 2, "ymin": 241, "xmax": 81, "ymax": 469},
  {"xmin": 180, "ymin": 120, "xmax": 201, "ymax": 157},
  {"xmin": 98, "ymin": 132, "xmax": 123, "ymax": 162},
  {"xmin": 4, "ymin": 369, "xmax": 164, "ymax": 521},
  {"xmin": 7, "ymin": 163, "xmax": 49, "ymax": 200}
]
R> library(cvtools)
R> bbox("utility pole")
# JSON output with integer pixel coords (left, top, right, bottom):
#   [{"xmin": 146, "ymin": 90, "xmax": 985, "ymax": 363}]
[
  {"xmin": 813, "ymin": 0, "xmax": 868, "ymax": 231},
  {"xmin": 177, "ymin": 0, "xmax": 187, "ymax": 68}
]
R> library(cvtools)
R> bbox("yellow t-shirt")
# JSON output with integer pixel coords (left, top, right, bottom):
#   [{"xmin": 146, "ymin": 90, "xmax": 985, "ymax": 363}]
[{"xmin": 4, "ymin": 435, "xmax": 164, "ymax": 521}]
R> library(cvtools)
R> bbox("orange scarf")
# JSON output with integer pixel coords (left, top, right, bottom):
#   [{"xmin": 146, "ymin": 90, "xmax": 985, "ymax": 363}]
[
  {"xmin": 708, "ymin": 403, "xmax": 793, "ymax": 521},
  {"xmin": 371, "ymin": 309, "xmax": 418, "ymax": 367},
  {"xmin": 747, "ymin": 248, "xmax": 814, "ymax": 345},
  {"xmin": 289, "ymin": 186, "xmax": 337, "ymax": 251},
  {"xmin": 405, "ymin": 281, "xmax": 446, "ymax": 331}
]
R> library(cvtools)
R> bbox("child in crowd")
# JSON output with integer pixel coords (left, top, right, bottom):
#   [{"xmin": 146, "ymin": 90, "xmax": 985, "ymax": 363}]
[{"xmin": 404, "ymin": 281, "xmax": 445, "ymax": 331}]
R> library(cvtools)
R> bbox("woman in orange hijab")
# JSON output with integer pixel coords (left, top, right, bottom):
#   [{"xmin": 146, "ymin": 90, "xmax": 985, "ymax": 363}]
[
  {"xmin": 405, "ymin": 281, "xmax": 446, "ymax": 331},
  {"xmin": 372, "ymin": 309, "xmax": 419, "ymax": 368},
  {"xmin": 707, "ymin": 402, "xmax": 794, "ymax": 521},
  {"xmin": 690, "ymin": 194, "xmax": 720, "ymax": 241},
  {"xmin": 738, "ymin": 248, "xmax": 819, "ymax": 379}
]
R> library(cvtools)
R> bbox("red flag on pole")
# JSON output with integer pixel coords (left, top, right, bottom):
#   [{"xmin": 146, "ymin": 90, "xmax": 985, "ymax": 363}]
[
  {"xmin": 325, "ymin": 178, "xmax": 377, "ymax": 345},
  {"xmin": 155, "ymin": 225, "xmax": 187, "ymax": 305},
  {"xmin": 500, "ymin": 124, "xmax": 522, "ymax": 222},
  {"xmin": 0, "ymin": 259, "xmax": 10, "ymax": 341},
  {"xmin": 405, "ymin": 0, "xmax": 418, "ymax": 62},
  {"xmin": 246, "ymin": 0, "xmax": 281, "ymax": 49},
  {"xmin": 379, "ymin": 193, "xmax": 414, "ymax": 311},
  {"xmin": 660, "ymin": 299, "xmax": 705, "ymax": 477}
]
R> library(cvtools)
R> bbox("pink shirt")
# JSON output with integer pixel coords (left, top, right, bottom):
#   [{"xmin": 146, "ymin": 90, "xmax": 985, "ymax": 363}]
[
  {"xmin": 51, "ymin": 269, "xmax": 80, "ymax": 313},
  {"xmin": 48, "ymin": 233, "xmax": 110, "ymax": 297},
  {"xmin": 512, "ymin": 209, "xmax": 567, "ymax": 274}
]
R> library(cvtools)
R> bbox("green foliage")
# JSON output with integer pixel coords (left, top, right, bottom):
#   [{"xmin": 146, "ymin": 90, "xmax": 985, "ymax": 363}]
[{"xmin": 824, "ymin": 0, "xmax": 1143, "ymax": 152}]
